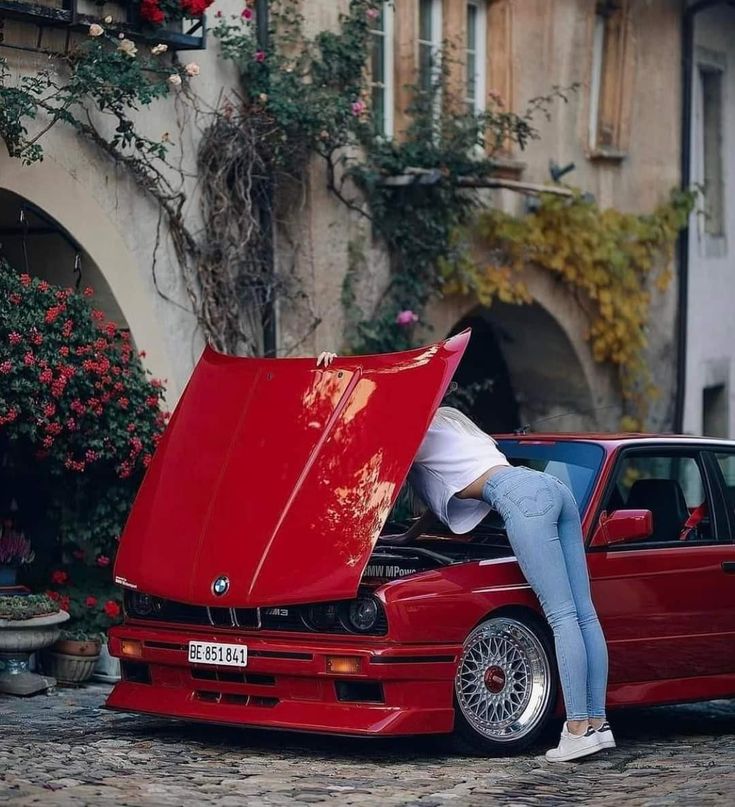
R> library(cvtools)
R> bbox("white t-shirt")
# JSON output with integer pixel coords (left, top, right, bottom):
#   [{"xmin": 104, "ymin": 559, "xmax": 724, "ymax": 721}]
[{"xmin": 408, "ymin": 407, "xmax": 510, "ymax": 534}]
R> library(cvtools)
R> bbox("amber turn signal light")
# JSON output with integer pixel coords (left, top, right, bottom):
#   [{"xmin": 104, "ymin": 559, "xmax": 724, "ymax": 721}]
[
  {"xmin": 120, "ymin": 639, "xmax": 143, "ymax": 658},
  {"xmin": 326, "ymin": 656, "xmax": 361, "ymax": 675}
]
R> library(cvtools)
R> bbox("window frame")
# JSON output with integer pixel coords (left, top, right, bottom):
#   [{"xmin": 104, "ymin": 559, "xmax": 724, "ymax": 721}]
[
  {"xmin": 586, "ymin": 0, "xmax": 633, "ymax": 160},
  {"xmin": 368, "ymin": 2, "xmax": 396, "ymax": 139},
  {"xmin": 418, "ymin": 0, "xmax": 443, "ymax": 98},
  {"xmin": 703, "ymin": 449, "xmax": 735, "ymax": 543},
  {"xmin": 465, "ymin": 0, "xmax": 487, "ymax": 115},
  {"xmin": 587, "ymin": 445, "xmax": 731, "ymax": 551},
  {"xmin": 694, "ymin": 47, "xmax": 727, "ymax": 255}
]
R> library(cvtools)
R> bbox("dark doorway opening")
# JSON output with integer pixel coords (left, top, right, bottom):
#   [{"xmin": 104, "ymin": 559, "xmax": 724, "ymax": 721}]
[{"xmin": 448, "ymin": 314, "xmax": 520, "ymax": 434}]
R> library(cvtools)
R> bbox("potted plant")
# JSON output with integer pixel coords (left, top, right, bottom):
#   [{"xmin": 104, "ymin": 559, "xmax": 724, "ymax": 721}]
[
  {"xmin": 0, "ymin": 521, "xmax": 35, "ymax": 586},
  {"xmin": 41, "ymin": 565, "xmax": 122, "ymax": 685},
  {"xmin": 0, "ymin": 592, "xmax": 68, "ymax": 695}
]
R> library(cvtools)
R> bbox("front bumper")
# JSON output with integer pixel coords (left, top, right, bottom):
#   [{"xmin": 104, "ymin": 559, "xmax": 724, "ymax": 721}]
[{"xmin": 106, "ymin": 624, "xmax": 459, "ymax": 736}]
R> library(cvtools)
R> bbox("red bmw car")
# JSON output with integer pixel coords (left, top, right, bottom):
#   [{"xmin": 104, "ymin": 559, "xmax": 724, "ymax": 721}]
[{"xmin": 106, "ymin": 332, "xmax": 735, "ymax": 754}]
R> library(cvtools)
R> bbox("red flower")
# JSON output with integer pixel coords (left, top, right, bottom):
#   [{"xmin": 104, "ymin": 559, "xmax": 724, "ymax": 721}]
[
  {"xmin": 103, "ymin": 600, "xmax": 121, "ymax": 618},
  {"xmin": 62, "ymin": 320, "xmax": 74, "ymax": 338},
  {"xmin": 254, "ymin": 50, "xmax": 266, "ymax": 62},
  {"xmin": 8, "ymin": 293, "xmax": 21, "ymax": 305},
  {"xmin": 51, "ymin": 570, "xmax": 69, "ymax": 586},
  {"xmin": 46, "ymin": 590, "xmax": 61, "ymax": 602},
  {"xmin": 0, "ymin": 361, "xmax": 12, "ymax": 375},
  {"xmin": 44, "ymin": 305, "xmax": 63, "ymax": 324},
  {"xmin": 59, "ymin": 346, "xmax": 70, "ymax": 357},
  {"xmin": 23, "ymin": 352, "xmax": 35, "ymax": 366},
  {"xmin": 39, "ymin": 368, "xmax": 53, "ymax": 384},
  {"xmin": 96, "ymin": 555, "xmax": 111, "ymax": 567},
  {"xmin": 42, "ymin": 403, "xmax": 56, "ymax": 418},
  {"xmin": 83, "ymin": 287, "xmax": 94, "ymax": 297},
  {"xmin": 38, "ymin": 280, "xmax": 49, "ymax": 292},
  {"xmin": 8, "ymin": 332, "xmax": 22, "ymax": 345},
  {"xmin": 60, "ymin": 595, "xmax": 71, "ymax": 612},
  {"xmin": 19, "ymin": 273, "xmax": 31, "ymax": 287},
  {"xmin": 140, "ymin": 0, "xmax": 165, "ymax": 24},
  {"xmin": 85, "ymin": 596, "xmax": 98, "ymax": 608},
  {"xmin": 181, "ymin": 0, "xmax": 212, "ymax": 16}
]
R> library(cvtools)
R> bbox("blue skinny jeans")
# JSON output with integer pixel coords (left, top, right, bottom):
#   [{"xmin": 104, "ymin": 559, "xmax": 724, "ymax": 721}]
[{"xmin": 482, "ymin": 466, "xmax": 608, "ymax": 720}]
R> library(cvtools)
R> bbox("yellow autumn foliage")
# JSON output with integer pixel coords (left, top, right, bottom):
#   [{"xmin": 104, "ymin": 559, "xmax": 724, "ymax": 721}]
[{"xmin": 460, "ymin": 189, "xmax": 695, "ymax": 418}]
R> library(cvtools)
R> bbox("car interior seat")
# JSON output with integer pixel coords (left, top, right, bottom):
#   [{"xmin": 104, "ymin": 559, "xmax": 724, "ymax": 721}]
[{"xmin": 625, "ymin": 478, "xmax": 689, "ymax": 543}]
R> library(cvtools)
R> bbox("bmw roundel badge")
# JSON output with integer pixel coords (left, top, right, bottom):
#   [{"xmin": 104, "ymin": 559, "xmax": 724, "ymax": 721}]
[{"xmin": 212, "ymin": 575, "xmax": 230, "ymax": 596}]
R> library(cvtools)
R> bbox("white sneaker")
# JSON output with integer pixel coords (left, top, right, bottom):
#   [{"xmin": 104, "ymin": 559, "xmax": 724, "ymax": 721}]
[
  {"xmin": 545, "ymin": 723, "xmax": 603, "ymax": 763},
  {"xmin": 594, "ymin": 721, "xmax": 616, "ymax": 749}
]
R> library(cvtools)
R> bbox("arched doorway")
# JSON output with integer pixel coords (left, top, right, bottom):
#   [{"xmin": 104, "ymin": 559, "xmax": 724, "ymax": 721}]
[
  {"xmin": 0, "ymin": 189, "xmax": 127, "ymax": 328},
  {"xmin": 449, "ymin": 302, "xmax": 599, "ymax": 433},
  {"xmin": 0, "ymin": 154, "xmax": 179, "ymax": 400}
]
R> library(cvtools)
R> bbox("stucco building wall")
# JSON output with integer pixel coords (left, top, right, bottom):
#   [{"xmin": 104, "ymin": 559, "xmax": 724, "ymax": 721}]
[{"xmin": 0, "ymin": 1, "xmax": 688, "ymax": 430}]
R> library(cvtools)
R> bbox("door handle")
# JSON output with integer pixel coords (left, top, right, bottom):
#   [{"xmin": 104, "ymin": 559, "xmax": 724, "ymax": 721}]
[{"xmin": 722, "ymin": 562, "xmax": 735, "ymax": 574}]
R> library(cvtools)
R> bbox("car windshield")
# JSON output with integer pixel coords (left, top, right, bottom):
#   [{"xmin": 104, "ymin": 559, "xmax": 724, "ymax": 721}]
[{"xmin": 496, "ymin": 440, "xmax": 606, "ymax": 513}]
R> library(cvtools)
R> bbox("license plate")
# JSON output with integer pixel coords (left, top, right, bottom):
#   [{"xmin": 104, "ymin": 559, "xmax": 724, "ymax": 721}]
[{"xmin": 188, "ymin": 641, "xmax": 248, "ymax": 667}]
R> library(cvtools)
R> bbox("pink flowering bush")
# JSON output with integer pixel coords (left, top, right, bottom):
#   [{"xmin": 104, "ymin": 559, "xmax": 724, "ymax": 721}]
[{"xmin": 0, "ymin": 262, "xmax": 167, "ymax": 558}]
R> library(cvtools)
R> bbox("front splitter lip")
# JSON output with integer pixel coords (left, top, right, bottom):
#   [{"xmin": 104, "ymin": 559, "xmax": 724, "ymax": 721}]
[{"xmin": 104, "ymin": 682, "xmax": 455, "ymax": 737}]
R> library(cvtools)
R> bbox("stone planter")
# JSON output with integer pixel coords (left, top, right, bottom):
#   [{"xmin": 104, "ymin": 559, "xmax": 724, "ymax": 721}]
[
  {"xmin": 93, "ymin": 639, "xmax": 121, "ymax": 683},
  {"xmin": 0, "ymin": 609, "xmax": 70, "ymax": 696},
  {"xmin": 41, "ymin": 638, "xmax": 101, "ymax": 686}
]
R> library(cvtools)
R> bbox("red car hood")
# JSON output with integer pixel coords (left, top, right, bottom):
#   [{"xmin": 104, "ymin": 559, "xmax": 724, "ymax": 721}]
[{"xmin": 114, "ymin": 332, "xmax": 469, "ymax": 607}]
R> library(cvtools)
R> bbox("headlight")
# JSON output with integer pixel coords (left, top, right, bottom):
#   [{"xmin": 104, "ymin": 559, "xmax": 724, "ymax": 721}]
[
  {"xmin": 347, "ymin": 596, "xmax": 379, "ymax": 633},
  {"xmin": 127, "ymin": 591, "xmax": 159, "ymax": 618},
  {"xmin": 305, "ymin": 603, "xmax": 339, "ymax": 631}
]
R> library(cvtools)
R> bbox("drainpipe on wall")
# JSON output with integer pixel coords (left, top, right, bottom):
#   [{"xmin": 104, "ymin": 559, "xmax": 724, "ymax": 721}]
[
  {"xmin": 673, "ymin": 0, "xmax": 726, "ymax": 432},
  {"xmin": 256, "ymin": 0, "xmax": 277, "ymax": 358}
]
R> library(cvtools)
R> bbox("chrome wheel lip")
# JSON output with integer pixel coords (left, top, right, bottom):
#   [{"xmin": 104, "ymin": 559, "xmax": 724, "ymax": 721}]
[{"xmin": 455, "ymin": 617, "xmax": 552, "ymax": 743}]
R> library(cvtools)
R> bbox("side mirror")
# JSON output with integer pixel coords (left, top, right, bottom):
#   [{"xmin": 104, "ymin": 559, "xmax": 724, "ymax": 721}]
[{"xmin": 590, "ymin": 509, "xmax": 653, "ymax": 548}]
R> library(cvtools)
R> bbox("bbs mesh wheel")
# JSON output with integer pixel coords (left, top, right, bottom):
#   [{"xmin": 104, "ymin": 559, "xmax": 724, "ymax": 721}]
[{"xmin": 450, "ymin": 614, "xmax": 556, "ymax": 755}]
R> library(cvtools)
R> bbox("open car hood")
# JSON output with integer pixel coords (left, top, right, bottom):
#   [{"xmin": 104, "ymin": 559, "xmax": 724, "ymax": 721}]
[{"xmin": 114, "ymin": 332, "xmax": 469, "ymax": 607}]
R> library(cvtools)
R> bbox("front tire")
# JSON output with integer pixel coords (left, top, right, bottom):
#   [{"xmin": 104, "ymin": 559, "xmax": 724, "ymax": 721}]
[{"xmin": 450, "ymin": 614, "xmax": 556, "ymax": 755}]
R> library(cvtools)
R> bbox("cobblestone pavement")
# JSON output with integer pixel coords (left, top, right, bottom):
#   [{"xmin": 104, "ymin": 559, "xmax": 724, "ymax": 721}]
[{"xmin": 2, "ymin": 684, "xmax": 735, "ymax": 806}]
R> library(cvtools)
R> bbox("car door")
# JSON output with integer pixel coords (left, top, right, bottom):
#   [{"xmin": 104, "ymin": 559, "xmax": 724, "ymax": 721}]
[{"xmin": 586, "ymin": 446, "xmax": 735, "ymax": 686}]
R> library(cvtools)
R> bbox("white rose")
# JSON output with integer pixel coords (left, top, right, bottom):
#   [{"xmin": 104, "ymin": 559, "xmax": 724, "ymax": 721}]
[
  {"xmin": 117, "ymin": 38, "xmax": 138, "ymax": 57},
  {"xmin": 151, "ymin": 43, "xmax": 168, "ymax": 56},
  {"xmin": 103, "ymin": 15, "xmax": 112, "ymax": 24},
  {"xmin": 88, "ymin": 24, "xmax": 104, "ymax": 37},
  {"xmin": 168, "ymin": 74, "xmax": 183, "ymax": 87},
  {"xmin": 184, "ymin": 62, "xmax": 200, "ymax": 77}
]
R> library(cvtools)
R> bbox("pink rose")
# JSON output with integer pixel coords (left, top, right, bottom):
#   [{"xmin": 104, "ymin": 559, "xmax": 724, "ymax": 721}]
[
  {"xmin": 396, "ymin": 310, "xmax": 419, "ymax": 326},
  {"xmin": 351, "ymin": 99, "xmax": 367, "ymax": 117}
]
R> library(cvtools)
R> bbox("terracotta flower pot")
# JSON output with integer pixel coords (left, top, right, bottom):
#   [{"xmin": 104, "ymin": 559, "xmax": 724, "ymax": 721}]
[
  {"xmin": 41, "ymin": 638, "xmax": 102, "ymax": 686},
  {"xmin": 52, "ymin": 638, "xmax": 102, "ymax": 657}
]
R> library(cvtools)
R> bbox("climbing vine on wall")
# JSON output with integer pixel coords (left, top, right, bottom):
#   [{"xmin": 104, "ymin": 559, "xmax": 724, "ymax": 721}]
[{"xmin": 468, "ymin": 189, "xmax": 696, "ymax": 418}]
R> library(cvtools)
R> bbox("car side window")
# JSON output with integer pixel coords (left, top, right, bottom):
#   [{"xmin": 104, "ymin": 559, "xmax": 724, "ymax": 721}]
[
  {"xmin": 714, "ymin": 452, "xmax": 735, "ymax": 526},
  {"xmin": 606, "ymin": 453, "xmax": 714, "ymax": 544}
]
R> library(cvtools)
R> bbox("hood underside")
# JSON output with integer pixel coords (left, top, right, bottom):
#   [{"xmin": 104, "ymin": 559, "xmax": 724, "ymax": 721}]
[{"xmin": 114, "ymin": 332, "xmax": 469, "ymax": 607}]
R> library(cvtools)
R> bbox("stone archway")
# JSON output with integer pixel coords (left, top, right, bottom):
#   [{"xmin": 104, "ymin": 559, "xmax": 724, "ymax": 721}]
[
  {"xmin": 428, "ymin": 266, "xmax": 622, "ymax": 433},
  {"xmin": 0, "ymin": 154, "xmax": 178, "ymax": 400}
]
